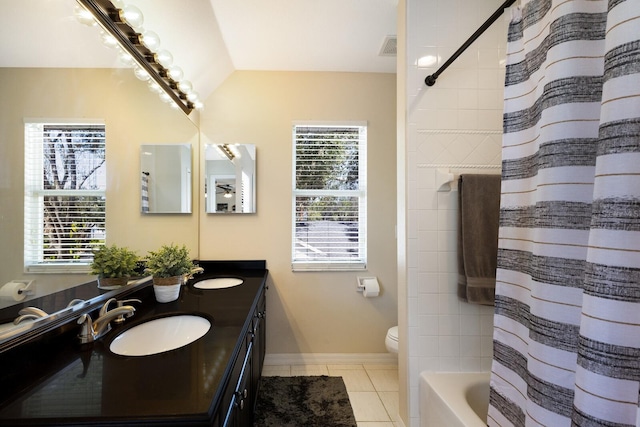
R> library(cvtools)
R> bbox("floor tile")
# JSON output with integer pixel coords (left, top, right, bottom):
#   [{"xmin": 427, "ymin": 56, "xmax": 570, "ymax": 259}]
[
  {"xmin": 328, "ymin": 364, "xmax": 365, "ymax": 370},
  {"xmin": 357, "ymin": 422, "xmax": 396, "ymax": 427},
  {"xmin": 366, "ymin": 368, "xmax": 399, "ymax": 392},
  {"xmin": 348, "ymin": 391, "xmax": 391, "ymax": 422},
  {"xmin": 290, "ymin": 364, "xmax": 329, "ymax": 376},
  {"xmin": 363, "ymin": 363, "xmax": 398, "ymax": 370},
  {"xmin": 261, "ymin": 365, "xmax": 291, "ymax": 376},
  {"xmin": 378, "ymin": 391, "xmax": 399, "ymax": 422},
  {"xmin": 329, "ymin": 368, "xmax": 375, "ymax": 392}
]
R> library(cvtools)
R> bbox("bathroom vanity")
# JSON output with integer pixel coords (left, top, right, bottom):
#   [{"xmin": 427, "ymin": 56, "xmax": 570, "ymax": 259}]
[{"xmin": 0, "ymin": 260, "xmax": 267, "ymax": 426}]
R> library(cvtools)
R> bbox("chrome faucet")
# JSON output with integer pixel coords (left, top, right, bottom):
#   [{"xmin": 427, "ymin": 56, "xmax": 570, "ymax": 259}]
[
  {"xmin": 99, "ymin": 298, "xmax": 141, "ymax": 324},
  {"xmin": 77, "ymin": 300, "xmax": 137, "ymax": 344},
  {"xmin": 66, "ymin": 299, "xmax": 85, "ymax": 308},
  {"xmin": 13, "ymin": 307, "xmax": 48, "ymax": 325}
]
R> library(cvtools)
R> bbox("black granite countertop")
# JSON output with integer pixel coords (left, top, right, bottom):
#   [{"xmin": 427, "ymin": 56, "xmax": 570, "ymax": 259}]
[{"xmin": 0, "ymin": 261, "xmax": 267, "ymax": 426}]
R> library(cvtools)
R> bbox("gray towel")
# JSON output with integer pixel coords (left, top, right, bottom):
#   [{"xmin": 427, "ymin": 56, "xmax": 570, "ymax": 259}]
[{"xmin": 457, "ymin": 174, "xmax": 501, "ymax": 305}]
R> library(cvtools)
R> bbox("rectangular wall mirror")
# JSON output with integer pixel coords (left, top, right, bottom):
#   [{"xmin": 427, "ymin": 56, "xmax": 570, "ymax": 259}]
[
  {"xmin": 140, "ymin": 144, "xmax": 192, "ymax": 214},
  {"xmin": 205, "ymin": 144, "xmax": 256, "ymax": 213}
]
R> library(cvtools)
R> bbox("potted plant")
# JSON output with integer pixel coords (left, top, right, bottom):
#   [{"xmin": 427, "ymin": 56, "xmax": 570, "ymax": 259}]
[
  {"xmin": 144, "ymin": 243, "xmax": 202, "ymax": 303},
  {"xmin": 90, "ymin": 244, "xmax": 139, "ymax": 290}
]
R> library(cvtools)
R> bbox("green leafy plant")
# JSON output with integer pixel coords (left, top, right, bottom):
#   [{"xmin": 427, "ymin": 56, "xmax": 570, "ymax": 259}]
[
  {"xmin": 144, "ymin": 243, "xmax": 202, "ymax": 279},
  {"xmin": 90, "ymin": 245, "xmax": 139, "ymax": 278}
]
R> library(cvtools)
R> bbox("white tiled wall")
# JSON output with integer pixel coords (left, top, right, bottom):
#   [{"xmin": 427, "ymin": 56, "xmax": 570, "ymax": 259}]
[{"xmin": 404, "ymin": 0, "xmax": 510, "ymax": 425}]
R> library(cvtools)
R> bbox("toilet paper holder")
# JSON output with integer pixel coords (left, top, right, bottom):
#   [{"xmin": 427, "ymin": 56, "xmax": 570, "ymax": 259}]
[
  {"xmin": 14, "ymin": 280, "xmax": 35, "ymax": 296},
  {"xmin": 0, "ymin": 280, "xmax": 35, "ymax": 302},
  {"xmin": 356, "ymin": 276, "xmax": 380, "ymax": 297}
]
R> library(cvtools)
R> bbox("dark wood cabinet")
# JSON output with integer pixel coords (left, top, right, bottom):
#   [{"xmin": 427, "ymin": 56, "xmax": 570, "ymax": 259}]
[
  {"xmin": 0, "ymin": 263, "xmax": 268, "ymax": 427},
  {"xmin": 220, "ymin": 284, "xmax": 266, "ymax": 427}
]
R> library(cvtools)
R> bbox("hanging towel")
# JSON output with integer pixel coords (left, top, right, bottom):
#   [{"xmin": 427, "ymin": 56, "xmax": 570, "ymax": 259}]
[
  {"xmin": 141, "ymin": 172, "xmax": 150, "ymax": 213},
  {"xmin": 457, "ymin": 174, "xmax": 501, "ymax": 305}
]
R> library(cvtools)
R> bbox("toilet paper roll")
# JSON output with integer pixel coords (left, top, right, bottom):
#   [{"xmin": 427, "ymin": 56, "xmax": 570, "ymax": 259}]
[
  {"xmin": 0, "ymin": 282, "xmax": 28, "ymax": 302},
  {"xmin": 362, "ymin": 278, "xmax": 380, "ymax": 298}
]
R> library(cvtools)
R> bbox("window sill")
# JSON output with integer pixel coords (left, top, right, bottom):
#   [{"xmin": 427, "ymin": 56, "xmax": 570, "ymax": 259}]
[
  {"xmin": 292, "ymin": 261, "xmax": 367, "ymax": 272},
  {"xmin": 25, "ymin": 264, "xmax": 91, "ymax": 274}
]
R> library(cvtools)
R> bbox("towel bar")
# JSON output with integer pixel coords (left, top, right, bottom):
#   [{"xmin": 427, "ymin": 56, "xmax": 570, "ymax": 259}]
[{"xmin": 435, "ymin": 167, "xmax": 501, "ymax": 192}]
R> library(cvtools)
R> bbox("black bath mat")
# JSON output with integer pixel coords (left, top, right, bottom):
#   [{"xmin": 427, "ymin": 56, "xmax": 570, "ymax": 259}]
[{"xmin": 253, "ymin": 376, "xmax": 357, "ymax": 427}]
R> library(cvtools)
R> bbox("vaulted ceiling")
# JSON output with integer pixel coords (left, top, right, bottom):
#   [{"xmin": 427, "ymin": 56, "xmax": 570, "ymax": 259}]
[{"xmin": 0, "ymin": 0, "xmax": 397, "ymax": 100}]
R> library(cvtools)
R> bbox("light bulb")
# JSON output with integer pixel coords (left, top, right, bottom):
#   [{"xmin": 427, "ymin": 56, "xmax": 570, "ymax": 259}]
[
  {"xmin": 155, "ymin": 49, "xmax": 173, "ymax": 67},
  {"xmin": 141, "ymin": 30, "xmax": 161, "ymax": 51},
  {"xmin": 172, "ymin": 70, "xmax": 184, "ymax": 81},
  {"xmin": 168, "ymin": 66, "xmax": 183, "ymax": 81},
  {"xmin": 148, "ymin": 81, "xmax": 162, "ymax": 94},
  {"xmin": 101, "ymin": 32, "xmax": 119, "ymax": 49},
  {"xmin": 120, "ymin": 5, "xmax": 144, "ymax": 30},
  {"xmin": 187, "ymin": 92, "xmax": 199, "ymax": 102},
  {"xmin": 194, "ymin": 100, "xmax": 204, "ymax": 110},
  {"xmin": 118, "ymin": 51, "xmax": 135, "ymax": 67},
  {"xmin": 159, "ymin": 92, "xmax": 172, "ymax": 103},
  {"xmin": 178, "ymin": 80, "xmax": 192, "ymax": 93},
  {"xmin": 134, "ymin": 67, "xmax": 151, "ymax": 81},
  {"xmin": 74, "ymin": 6, "xmax": 95, "ymax": 26}
]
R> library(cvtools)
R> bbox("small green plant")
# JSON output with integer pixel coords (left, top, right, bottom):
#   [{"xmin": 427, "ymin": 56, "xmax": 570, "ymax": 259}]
[
  {"xmin": 144, "ymin": 243, "xmax": 202, "ymax": 279},
  {"xmin": 90, "ymin": 245, "xmax": 139, "ymax": 278}
]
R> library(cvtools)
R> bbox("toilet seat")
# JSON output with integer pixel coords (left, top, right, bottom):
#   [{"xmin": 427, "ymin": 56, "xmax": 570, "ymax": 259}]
[{"xmin": 385, "ymin": 326, "xmax": 398, "ymax": 353}]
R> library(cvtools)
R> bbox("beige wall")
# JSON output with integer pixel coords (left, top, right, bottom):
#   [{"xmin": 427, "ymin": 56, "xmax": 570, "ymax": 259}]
[
  {"xmin": 0, "ymin": 68, "xmax": 199, "ymax": 301},
  {"xmin": 0, "ymin": 67, "xmax": 398, "ymax": 355},
  {"xmin": 200, "ymin": 71, "xmax": 398, "ymax": 354}
]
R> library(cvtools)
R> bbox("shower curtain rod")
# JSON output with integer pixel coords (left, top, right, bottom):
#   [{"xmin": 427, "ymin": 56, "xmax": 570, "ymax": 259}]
[{"xmin": 424, "ymin": 0, "xmax": 517, "ymax": 87}]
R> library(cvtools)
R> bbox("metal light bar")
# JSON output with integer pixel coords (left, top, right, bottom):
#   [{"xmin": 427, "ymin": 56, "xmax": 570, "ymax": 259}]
[{"xmin": 76, "ymin": 0, "xmax": 195, "ymax": 114}]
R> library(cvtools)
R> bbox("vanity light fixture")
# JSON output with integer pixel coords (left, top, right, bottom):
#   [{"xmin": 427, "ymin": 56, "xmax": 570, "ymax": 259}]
[
  {"xmin": 217, "ymin": 144, "xmax": 236, "ymax": 161},
  {"xmin": 75, "ymin": 0, "xmax": 200, "ymax": 115}
]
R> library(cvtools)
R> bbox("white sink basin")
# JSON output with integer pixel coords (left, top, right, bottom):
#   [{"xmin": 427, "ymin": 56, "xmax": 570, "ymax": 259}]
[
  {"xmin": 110, "ymin": 315, "xmax": 210, "ymax": 356},
  {"xmin": 194, "ymin": 277, "xmax": 244, "ymax": 289}
]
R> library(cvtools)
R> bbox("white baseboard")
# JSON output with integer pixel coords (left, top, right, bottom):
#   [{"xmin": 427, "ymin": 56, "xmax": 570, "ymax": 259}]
[{"xmin": 264, "ymin": 352, "xmax": 398, "ymax": 366}]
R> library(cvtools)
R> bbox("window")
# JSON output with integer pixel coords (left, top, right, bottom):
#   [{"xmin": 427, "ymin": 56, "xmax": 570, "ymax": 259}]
[
  {"xmin": 292, "ymin": 123, "xmax": 367, "ymax": 271},
  {"xmin": 24, "ymin": 122, "xmax": 106, "ymax": 273}
]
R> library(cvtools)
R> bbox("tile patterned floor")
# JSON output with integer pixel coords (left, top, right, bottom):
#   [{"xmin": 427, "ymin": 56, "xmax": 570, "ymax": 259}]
[{"xmin": 262, "ymin": 363, "xmax": 399, "ymax": 427}]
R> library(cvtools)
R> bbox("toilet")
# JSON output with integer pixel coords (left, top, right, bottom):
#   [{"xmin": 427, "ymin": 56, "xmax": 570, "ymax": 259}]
[{"xmin": 385, "ymin": 326, "xmax": 399, "ymax": 353}]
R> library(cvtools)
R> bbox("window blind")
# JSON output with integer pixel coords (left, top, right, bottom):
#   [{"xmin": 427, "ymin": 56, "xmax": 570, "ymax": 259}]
[
  {"xmin": 292, "ymin": 124, "xmax": 367, "ymax": 271},
  {"xmin": 24, "ymin": 123, "xmax": 106, "ymax": 272}
]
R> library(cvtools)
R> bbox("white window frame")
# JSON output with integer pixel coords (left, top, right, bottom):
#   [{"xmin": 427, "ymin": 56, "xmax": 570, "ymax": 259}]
[
  {"xmin": 291, "ymin": 122, "xmax": 367, "ymax": 271},
  {"xmin": 24, "ymin": 120, "xmax": 106, "ymax": 273}
]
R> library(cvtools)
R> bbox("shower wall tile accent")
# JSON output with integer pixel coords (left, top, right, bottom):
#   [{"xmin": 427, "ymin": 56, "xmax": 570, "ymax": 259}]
[
  {"xmin": 409, "ymin": 167, "xmax": 496, "ymax": 367},
  {"xmin": 404, "ymin": 0, "xmax": 509, "ymax": 424}
]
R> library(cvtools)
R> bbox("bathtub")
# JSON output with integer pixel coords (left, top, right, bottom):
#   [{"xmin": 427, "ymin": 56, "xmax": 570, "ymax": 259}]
[{"xmin": 419, "ymin": 372, "xmax": 490, "ymax": 427}]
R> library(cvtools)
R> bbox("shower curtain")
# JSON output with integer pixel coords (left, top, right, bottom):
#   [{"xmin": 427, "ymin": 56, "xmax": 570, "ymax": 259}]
[{"xmin": 489, "ymin": 0, "xmax": 640, "ymax": 426}]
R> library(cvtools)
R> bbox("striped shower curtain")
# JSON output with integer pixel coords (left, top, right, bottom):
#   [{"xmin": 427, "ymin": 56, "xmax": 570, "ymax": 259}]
[{"xmin": 489, "ymin": 0, "xmax": 640, "ymax": 426}]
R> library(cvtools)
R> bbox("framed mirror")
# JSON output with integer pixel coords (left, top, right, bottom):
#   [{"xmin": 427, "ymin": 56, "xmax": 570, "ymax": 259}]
[
  {"xmin": 140, "ymin": 144, "xmax": 192, "ymax": 214},
  {"xmin": 204, "ymin": 144, "xmax": 256, "ymax": 213}
]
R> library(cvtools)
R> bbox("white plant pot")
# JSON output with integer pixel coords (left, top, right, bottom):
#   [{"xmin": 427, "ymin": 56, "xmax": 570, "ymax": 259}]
[{"xmin": 152, "ymin": 276, "xmax": 183, "ymax": 303}]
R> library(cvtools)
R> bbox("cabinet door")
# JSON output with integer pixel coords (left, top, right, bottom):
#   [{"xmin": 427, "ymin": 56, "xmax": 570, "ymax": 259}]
[
  {"xmin": 250, "ymin": 317, "xmax": 263, "ymax": 412},
  {"xmin": 249, "ymin": 287, "xmax": 266, "ymax": 415},
  {"xmin": 222, "ymin": 340, "xmax": 253, "ymax": 427}
]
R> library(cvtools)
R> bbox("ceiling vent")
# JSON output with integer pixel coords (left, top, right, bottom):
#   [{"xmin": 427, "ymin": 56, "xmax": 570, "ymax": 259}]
[{"xmin": 379, "ymin": 35, "xmax": 397, "ymax": 56}]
